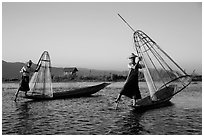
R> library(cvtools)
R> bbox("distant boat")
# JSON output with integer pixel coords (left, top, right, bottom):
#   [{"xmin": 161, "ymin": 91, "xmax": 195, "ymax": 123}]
[
  {"xmin": 25, "ymin": 82, "xmax": 110, "ymax": 100},
  {"xmin": 24, "ymin": 51, "xmax": 110, "ymax": 100},
  {"xmin": 118, "ymin": 14, "xmax": 192, "ymax": 110}
]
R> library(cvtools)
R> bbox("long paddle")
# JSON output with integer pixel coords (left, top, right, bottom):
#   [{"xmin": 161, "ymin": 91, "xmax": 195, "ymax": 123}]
[
  {"xmin": 115, "ymin": 93, "xmax": 122, "ymax": 110},
  {"xmin": 115, "ymin": 101, "xmax": 119, "ymax": 110}
]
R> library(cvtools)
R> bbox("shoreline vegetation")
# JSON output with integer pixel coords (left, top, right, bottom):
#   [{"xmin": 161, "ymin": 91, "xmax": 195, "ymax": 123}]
[
  {"xmin": 2, "ymin": 73, "xmax": 202, "ymax": 83},
  {"xmin": 2, "ymin": 60, "xmax": 202, "ymax": 83},
  {"xmin": 2, "ymin": 74, "xmax": 132, "ymax": 83}
]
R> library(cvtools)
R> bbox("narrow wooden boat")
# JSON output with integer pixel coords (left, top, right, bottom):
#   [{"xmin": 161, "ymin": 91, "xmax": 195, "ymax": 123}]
[
  {"xmin": 19, "ymin": 51, "xmax": 111, "ymax": 101},
  {"xmin": 24, "ymin": 82, "xmax": 110, "ymax": 100},
  {"xmin": 131, "ymin": 85, "xmax": 175, "ymax": 110}
]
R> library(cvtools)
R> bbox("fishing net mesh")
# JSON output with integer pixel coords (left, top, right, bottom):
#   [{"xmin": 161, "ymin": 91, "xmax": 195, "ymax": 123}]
[
  {"xmin": 133, "ymin": 30, "xmax": 192, "ymax": 96},
  {"xmin": 27, "ymin": 51, "xmax": 53, "ymax": 98}
]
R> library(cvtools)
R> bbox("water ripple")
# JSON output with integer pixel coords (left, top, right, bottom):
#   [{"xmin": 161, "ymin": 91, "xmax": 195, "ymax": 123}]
[{"xmin": 2, "ymin": 82, "xmax": 202, "ymax": 135}]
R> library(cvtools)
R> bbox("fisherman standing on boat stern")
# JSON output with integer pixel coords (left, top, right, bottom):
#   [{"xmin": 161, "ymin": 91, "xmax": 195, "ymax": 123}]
[
  {"xmin": 115, "ymin": 53, "xmax": 143, "ymax": 106},
  {"xmin": 14, "ymin": 60, "xmax": 40, "ymax": 101}
]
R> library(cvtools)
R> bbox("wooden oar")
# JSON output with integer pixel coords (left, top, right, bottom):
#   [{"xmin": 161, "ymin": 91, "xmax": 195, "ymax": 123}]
[
  {"xmin": 115, "ymin": 100, "xmax": 120, "ymax": 110},
  {"xmin": 115, "ymin": 94, "xmax": 122, "ymax": 110},
  {"xmin": 14, "ymin": 88, "xmax": 20, "ymax": 102}
]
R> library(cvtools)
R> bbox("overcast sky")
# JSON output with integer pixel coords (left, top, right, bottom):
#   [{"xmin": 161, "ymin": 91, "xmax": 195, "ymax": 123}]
[{"xmin": 2, "ymin": 2, "xmax": 202, "ymax": 74}]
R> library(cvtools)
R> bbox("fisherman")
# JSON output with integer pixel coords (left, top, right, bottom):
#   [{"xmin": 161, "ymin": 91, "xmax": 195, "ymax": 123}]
[
  {"xmin": 115, "ymin": 53, "xmax": 143, "ymax": 106},
  {"xmin": 14, "ymin": 60, "xmax": 40, "ymax": 101}
]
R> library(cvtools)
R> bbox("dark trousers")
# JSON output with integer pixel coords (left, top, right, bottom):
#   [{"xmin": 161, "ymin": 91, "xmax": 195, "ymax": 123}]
[{"xmin": 19, "ymin": 76, "xmax": 30, "ymax": 92}]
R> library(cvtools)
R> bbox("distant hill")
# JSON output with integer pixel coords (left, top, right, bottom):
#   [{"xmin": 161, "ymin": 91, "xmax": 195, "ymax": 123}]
[
  {"xmin": 2, "ymin": 60, "xmax": 25, "ymax": 79},
  {"xmin": 3, "ymin": 60, "xmax": 200, "ymax": 82},
  {"xmin": 2, "ymin": 60, "xmax": 128, "ymax": 80}
]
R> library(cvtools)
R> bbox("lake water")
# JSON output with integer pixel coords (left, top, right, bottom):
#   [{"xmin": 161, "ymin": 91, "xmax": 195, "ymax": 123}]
[{"xmin": 2, "ymin": 82, "xmax": 202, "ymax": 135}]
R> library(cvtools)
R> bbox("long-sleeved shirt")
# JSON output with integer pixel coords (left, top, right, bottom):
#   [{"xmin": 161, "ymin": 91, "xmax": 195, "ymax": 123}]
[
  {"xmin": 128, "ymin": 61, "xmax": 143, "ymax": 70},
  {"xmin": 20, "ymin": 65, "xmax": 35, "ymax": 77}
]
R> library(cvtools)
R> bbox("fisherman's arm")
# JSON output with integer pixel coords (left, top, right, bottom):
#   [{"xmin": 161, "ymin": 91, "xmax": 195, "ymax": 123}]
[
  {"xmin": 138, "ymin": 63, "xmax": 145, "ymax": 69},
  {"xmin": 137, "ymin": 57, "xmax": 144, "ymax": 69},
  {"xmin": 128, "ymin": 63, "xmax": 136, "ymax": 69},
  {"xmin": 29, "ymin": 67, "xmax": 36, "ymax": 73},
  {"xmin": 20, "ymin": 66, "xmax": 26, "ymax": 73},
  {"xmin": 35, "ymin": 64, "xmax": 41, "ymax": 72}
]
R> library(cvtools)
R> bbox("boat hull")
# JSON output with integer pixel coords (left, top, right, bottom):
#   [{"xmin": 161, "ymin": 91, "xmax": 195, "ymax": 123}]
[
  {"xmin": 131, "ymin": 96, "xmax": 173, "ymax": 111},
  {"xmin": 132, "ymin": 85, "xmax": 175, "ymax": 110},
  {"xmin": 24, "ymin": 82, "xmax": 110, "ymax": 100}
]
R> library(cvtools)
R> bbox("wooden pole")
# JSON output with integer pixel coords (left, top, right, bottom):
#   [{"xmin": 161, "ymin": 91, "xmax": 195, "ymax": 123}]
[
  {"xmin": 117, "ymin": 13, "xmax": 135, "ymax": 32},
  {"xmin": 115, "ymin": 101, "xmax": 119, "ymax": 110},
  {"xmin": 14, "ymin": 88, "xmax": 20, "ymax": 102}
]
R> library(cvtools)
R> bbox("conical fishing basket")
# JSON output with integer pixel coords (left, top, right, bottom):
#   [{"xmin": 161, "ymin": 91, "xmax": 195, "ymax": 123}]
[
  {"xmin": 133, "ymin": 30, "xmax": 192, "ymax": 97},
  {"xmin": 27, "ymin": 51, "xmax": 53, "ymax": 98}
]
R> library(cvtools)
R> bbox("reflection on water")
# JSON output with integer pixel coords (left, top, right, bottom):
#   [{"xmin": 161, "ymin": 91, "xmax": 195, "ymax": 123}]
[
  {"xmin": 2, "ymin": 82, "xmax": 202, "ymax": 135},
  {"xmin": 14, "ymin": 102, "xmax": 32, "ymax": 134},
  {"xmin": 113, "ymin": 110, "xmax": 146, "ymax": 134}
]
